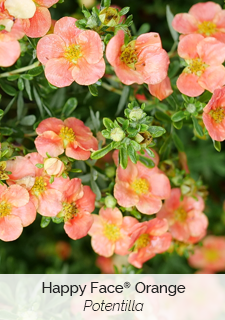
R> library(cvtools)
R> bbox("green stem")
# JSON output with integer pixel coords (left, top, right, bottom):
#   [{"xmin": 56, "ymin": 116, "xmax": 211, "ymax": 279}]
[
  {"xmin": 101, "ymin": 82, "xmax": 123, "ymax": 95},
  {"xmin": 0, "ymin": 61, "xmax": 40, "ymax": 78}
]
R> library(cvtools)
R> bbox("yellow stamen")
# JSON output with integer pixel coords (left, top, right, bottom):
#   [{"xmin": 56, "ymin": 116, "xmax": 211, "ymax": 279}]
[
  {"xmin": 31, "ymin": 176, "xmax": 47, "ymax": 196},
  {"xmin": 0, "ymin": 161, "xmax": 9, "ymax": 180},
  {"xmin": 209, "ymin": 107, "xmax": 225, "ymax": 123},
  {"xmin": 174, "ymin": 207, "xmax": 187, "ymax": 222},
  {"xmin": 59, "ymin": 126, "xmax": 75, "ymax": 148},
  {"xmin": 135, "ymin": 233, "xmax": 150, "ymax": 250},
  {"xmin": 0, "ymin": 201, "xmax": 12, "ymax": 217},
  {"xmin": 198, "ymin": 21, "xmax": 217, "ymax": 36},
  {"xmin": 103, "ymin": 223, "xmax": 120, "ymax": 242},
  {"xmin": 131, "ymin": 178, "xmax": 149, "ymax": 195},
  {"xmin": 120, "ymin": 41, "xmax": 138, "ymax": 70},
  {"xmin": 61, "ymin": 202, "xmax": 78, "ymax": 222},
  {"xmin": 185, "ymin": 58, "xmax": 208, "ymax": 77},
  {"xmin": 204, "ymin": 248, "xmax": 219, "ymax": 262},
  {"xmin": 64, "ymin": 45, "xmax": 82, "ymax": 64}
]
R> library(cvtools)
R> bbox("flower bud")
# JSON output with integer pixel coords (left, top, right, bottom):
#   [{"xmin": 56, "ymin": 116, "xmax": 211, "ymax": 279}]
[
  {"xmin": 5, "ymin": 0, "xmax": 36, "ymax": 19},
  {"xmin": 44, "ymin": 158, "xmax": 65, "ymax": 176},
  {"xmin": 0, "ymin": 19, "xmax": 13, "ymax": 32},
  {"xmin": 105, "ymin": 166, "xmax": 116, "ymax": 178},
  {"xmin": 105, "ymin": 195, "xmax": 117, "ymax": 208},
  {"xmin": 110, "ymin": 127, "xmax": 125, "ymax": 142},
  {"xmin": 187, "ymin": 103, "xmax": 196, "ymax": 114},
  {"xmin": 99, "ymin": 7, "xmax": 120, "ymax": 27},
  {"xmin": 129, "ymin": 107, "xmax": 145, "ymax": 121}
]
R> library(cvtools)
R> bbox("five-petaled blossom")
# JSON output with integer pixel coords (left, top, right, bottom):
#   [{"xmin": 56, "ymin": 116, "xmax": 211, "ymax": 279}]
[
  {"xmin": 172, "ymin": 2, "xmax": 225, "ymax": 43},
  {"xmin": 128, "ymin": 218, "xmax": 172, "ymax": 268},
  {"xmin": 54, "ymin": 178, "xmax": 96, "ymax": 240},
  {"xmin": 188, "ymin": 236, "xmax": 225, "ymax": 272},
  {"xmin": 0, "ymin": 184, "xmax": 36, "ymax": 241},
  {"xmin": 203, "ymin": 87, "xmax": 225, "ymax": 141},
  {"xmin": 88, "ymin": 207, "xmax": 138, "ymax": 257},
  {"xmin": 157, "ymin": 188, "xmax": 208, "ymax": 244},
  {"xmin": 113, "ymin": 150, "xmax": 171, "ymax": 215},
  {"xmin": 177, "ymin": 34, "xmax": 225, "ymax": 97},
  {"xmin": 106, "ymin": 30, "xmax": 170, "ymax": 86},
  {"xmin": 35, "ymin": 117, "xmax": 98, "ymax": 160},
  {"xmin": 37, "ymin": 17, "xmax": 105, "ymax": 87}
]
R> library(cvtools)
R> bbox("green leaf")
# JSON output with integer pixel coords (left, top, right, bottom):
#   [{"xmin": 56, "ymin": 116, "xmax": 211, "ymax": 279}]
[
  {"xmin": 91, "ymin": 169, "xmax": 101, "ymax": 200},
  {"xmin": 138, "ymin": 155, "xmax": 155, "ymax": 168},
  {"xmin": 119, "ymin": 146, "xmax": 128, "ymax": 169},
  {"xmin": 0, "ymin": 109, "xmax": 3, "ymax": 120},
  {"xmin": 192, "ymin": 116, "xmax": 204, "ymax": 136},
  {"xmin": 36, "ymin": 163, "xmax": 44, "ymax": 168},
  {"xmin": 137, "ymin": 23, "xmax": 150, "ymax": 36},
  {"xmin": 155, "ymin": 111, "xmax": 171, "ymax": 123},
  {"xmin": 33, "ymin": 86, "xmax": 44, "ymax": 117},
  {"xmin": 52, "ymin": 217, "xmax": 64, "ymax": 224},
  {"xmin": 166, "ymin": 5, "xmax": 178, "ymax": 42},
  {"xmin": 20, "ymin": 115, "xmax": 36, "ymax": 126},
  {"xmin": 0, "ymin": 127, "xmax": 13, "ymax": 135},
  {"xmin": 62, "ymin": 97, "xmax": 78, "ymax": 117},
  {"xmin": 0, "ymin": 81, "xmax": 18, "ymax": 96},
  {"xmin": 173, "ymin": 120, "xmax": 183, "ymax": 130},
  {"xmin": 130, "ymin": 140, "xmax": 141, "ymax": 151},
  {"xmin": 213, "ymin": 140, "xmax": 221, "ymax": 152},
  {"xmin": 127, "ymin": 144, "xmax": 137, "ymax": 164},
  {"xmin": 130, "ymin": 210, "xmax": 142, "ymax": 219},
  {"xmin": 119, "ymin": 7, "xmax": 130, "ymax": 16},
  {"xmin": 148, "ymin": 126, "xmax": 166, "ymax": 137},
  {"xmin": 103, "ymin": 0, "xmax": 111, "ymax": 7},
  {"xmin": 171, "ymin": 111, "xmax": 185, "ymax": 122},
  {"xmin": 7, "ymin": 74, "xmax": 19, "ymax": 81},
  {"xmin": 145, "ymin": 147, "xmax": 155, "ymax": 158},
  {"xmin": 18, "ymin": 78, "xmax": 24, "ymax": 91},
  {"xmin": 4, "ymin": 96, "xmax": 16, "ymax": 115},
  {"xmin": 24, "ymin": 79, "xmax": 32, "ymax": 100},
  {"xmin": 21, "ymin": 74, "xmax": 33, "ymax": 80},
  {"xmin": 116, "ymin": 86, "xmax": 130, "ymax": 115},
  {"xmin": 91, "ymin": 143, "xmax": 114, "ymax": 160},
  {"xmin": 40, "ymin": 216, "xmax": 51, "ymax": 228},
  {"xmin": 86, "ymin": 15, "xmax": 98, "ymax": 28},
  {"xmin": 103, "ymin": 118, "xmax": 114, "ymax": 130},
  {"xmin": 122, "ymin": 119, "xmax": 129, "ymax": 131},
  {"xmin": 17, "ymin": 92, "xmax": 24, "ymax": 121},
  {"xmin": 88, "ymin": 84, "xmax": 98, "ymax": 96},
  {"xmin": 28, "ymin": 66, "xmax": 43, "ymax": 76},
  {"xmin": 172, "ymin": 131, "xmax": 184, "ymax": 152}
]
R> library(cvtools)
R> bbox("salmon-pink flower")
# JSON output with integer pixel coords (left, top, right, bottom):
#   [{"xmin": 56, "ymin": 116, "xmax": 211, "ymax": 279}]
[
  {"xmin": 148, "ymin": 76, "xmax": 173, "ymax": 101},
  {"xmin": 113, "ymin": 150, "xmax": 171, "ymax": 215},
  {"xmin": 177, "ymin": 34, "xmax": 225, "ymax": 97},
  {"xmin": 37, "ymin": 17, "xmax": 105, "ymax": 87},
  {"xmin": 54, "ymin": 178, "xmax": 96, "ymax": 240},
  {"xmin": 157, "ymin": 188, "xmax": 208, "ymax": 243},
  {"xmin": 188, "ymin": 236, "xmax": 225, "ymax": 272},
  {"xmin": 35, "ymin": 117, "xmax": 98, "ymax": 160},
  {"xmin": 0, "ymin": 34, "xmax": 20, "ymax": 67},
  {"xmin": 106, "ymin": 30, "xmax": 169, "ymax": 86},
  {"xmin": 128, "ymin": 218, "xmax": 172, "ymax": 268},
  {"xmin": 44, "ymin": 157, "xmax": 65, "ymax": 176},
  {"xmin": 0, "ymin": 184, "xmax": 35, "ymax": 241},
  {"xmin": 88, "ymin": 207, "xmax": 138, "ymax": 257},
  {"xmin": 172, "ymin": 2, "xmax": 225, "ymax": 43},
  {"xmin": 202, "ymin": 87, "xmax": 225, "ymax": 141},
  {"xmin": 7, "ymin": 153, "xmax": 64, "ymax": 217}
]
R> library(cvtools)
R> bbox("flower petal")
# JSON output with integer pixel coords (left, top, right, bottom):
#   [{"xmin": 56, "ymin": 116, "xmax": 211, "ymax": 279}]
[
  {"xmin": 136, "ymin": 32, "xmax": 162, "ymax": 52},
  {"xmin": 177, "ymin": 73, "xmax": 204, "ymax": 97},
  {"xmin": 34, "ymin": 0, "xmax": 59, "ymax": 8},
  {"xmin": 151, "ymin": 233, "xmax": 172, "ymax": 253},
  {"xmin": 148, "ymin": 76, "xmax": 173, "ymax": 101},
  {"xmin": 128, "ymin": 249, "xmax": 155, "ymax": 268},
  {"xmin": 178, "ymin": 34, "xmax": 204, "ymax": 59},
  {"xmin": 187, "ymin": 210, "xmax": 208, "ymax": 238},
  {"xmin": 38, "ymin": 189, "xmax": 63, "ymax": 216},
  {"xmin": 44, "ymin": 58, "xmax": 74, "ymax": 88},
  {"xmin": 64, "ymin": 212, "xmax": 93, "ymax": 240},
  {"xmin": 91, "ymin": 234, "xmax": 115, "ymax": 257},
  {"xmin": 2, "ymin": 185, "xmax": 29, "ymax": 207},
  {"xmin": 65, "ymin": 145, "xmax": 91, "ymax": 160},
  {"xmin": 146, "ymin": 218, "xmax": 169, "ymax": 236},
  {"xmin": 197, "ymin": 37, "xmax": 225, "ymax": 65},
  {"xmin": 203, "ymin": 111, "xmax": 225, "ymax": 141},
  {"xmin": 114, "ymin": 181, "xmax": 139, "ymax": 208},
  {"xmin": 136, "ymin": 194, "xmax": 162, "ymax": 215},
  {"xmin": 26, "ymin": 7, "xmax": 51, "ymax": 38},
  {"xmin": 76, "ymin": 186, "xmax": 96, "ymax": 213},
  {"xmin": 6, "ymin": 156, "xmax": 35, "ymax": 180},
  {"xmin": 189, "ymin": 2, "xmax": 222, "ymax": 22},
  {"xmin": 147, "ymin": 173, "xmax": 171, "ymax": 199},
  {"xmin": 78, "ymin": 30, "xmax": 103, "ymax": 64},
  {"xmin": 172, "ymin": 13, "xmax": 198, "ymax": 34},
  {"xmin": 0, "ymin": 38, "xmax": 20, "ymax": 67},
  {"xmin": 0, "ymin": 215, "xmax": 23, "ymax": 241},
  {"xmin": 54, "ymin": 17, "xmax": 82, "ymax": 45},
  {"xmin": 99, "ymin": 207, "xmax": 123, "ymax": 226},
  {"xmin": 11, "ymin": 199, "xmax": 36, "ymax": 227},
  {"xmin": 35, "ymin": 130, "xmax": 64, "ymax": 157},
  {"xmin": 37, "ymin": 34, "xmax": 65, "ymax": 65},
  {"xmin": 199, "ymin": 65, "xmax": 225, "ymax": 93},
  {"xmin": 106, "ymin": 29, "xmax": 124, "ymax": 66},
  {"xmin": 63, "ymin": 178, "xmax": 83, "ymax": 203},
  {"xmin": 36, "ymin": 117, "xmax": 64, "ymax": 135}
]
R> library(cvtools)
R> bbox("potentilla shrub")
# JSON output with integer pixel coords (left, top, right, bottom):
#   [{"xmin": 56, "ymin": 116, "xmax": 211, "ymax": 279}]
[{"xmin": 0, "ymin": 0, "xmax": 225, "ymax": 273}]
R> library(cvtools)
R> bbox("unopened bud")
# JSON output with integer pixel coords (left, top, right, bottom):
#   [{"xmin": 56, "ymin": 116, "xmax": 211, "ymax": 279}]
[
  {"xmin": 0, "ymin": 19, "xmax": 13, "ymax": 32},
  {"xmin": 129, "ymin": 108, "xmax": 145, "ymax": 121},
  {"xmin": 105, "ymin": 166, "xmax": 116, "ymax": 178},
  {"xmin": 5, "ymin": 0, "xmax": 36, "ymax": 19},
  {"xmin": 44, "ymin": 158, "xmax": 65, "ymax": 176},
  {"xmin": 187, "ymin": 103, "xmax": 196, "ymax": 114},
  {"xmin": 105, "ymin": 195, "xmax": 117, "ymax": 208},
  {"xmin": 99, "ymin": 7, "xmax": 120, "ymax": 27},
  {"xmin": 110, "ymin": 127, "xmax": 125, "ymax": 142}
]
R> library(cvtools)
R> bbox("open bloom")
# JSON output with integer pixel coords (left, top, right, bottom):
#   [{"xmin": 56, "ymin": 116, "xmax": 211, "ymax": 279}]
[
  {"xmin": 7, "ymin": 153, "xmax": 64, "ymax": 217},
  {"xmin": 128, "ymin": 218, "xmax": 172, "ymax": 268},
  {"xmin": 172, "ymin": 2, "xmax": 225, "ymax": 43},
  {"xmin": 35, "ymin": 117, "xmax": 98, "ymax": 160},
  {"xmin": 157, "ymin": 188, "xmax": 208, "ymax": 243},
  {"xmin": 0, "ymin": 184, "xmax": 35, "ymax": 241},
  {"xmin": 37, "ymin": 16, "xmax": 105, "ymax": 87},
  {"xmin": 113, "ymin": 150, "xmax": 171, "ymax": 215},
  {"xmin": 148, "ymin": 76, "xmax": 173, "ymax": 101},
  {"xmin": 88, "ymin": 207, "xmax": 138, "ymax": 257},
  {"xmin": 4, "ymin": 0, "xmax": 59, "ymax": 38},
  {"xmin": 202, "ymin": 87, "xmax": 225, "ymax": 141},
  {"xmin": 188, "ymin": 236, "xmax": 225, "ymax": 272},
  {"xmin": 177, "ymin": 34, "xmax": 225, "ymax": 97},
  {"xmin": 55, "ymin": 178, "xmax": 96, "ymax": 240},
  {"xmin": 106, "ymin": 30, "xmax": 169, "ymax": 86},
  {"xmin": 0, "ymin": 34, "xmax": 20, "ymax": 67}
]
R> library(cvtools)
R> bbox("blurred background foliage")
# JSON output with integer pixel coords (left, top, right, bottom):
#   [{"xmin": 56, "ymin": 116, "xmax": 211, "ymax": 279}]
[{"xmin": 1, "ymin": 0, "xmax": 225, "ymax": 274}]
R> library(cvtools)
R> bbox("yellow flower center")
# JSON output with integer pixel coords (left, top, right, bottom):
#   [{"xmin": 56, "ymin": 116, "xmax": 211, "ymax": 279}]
[
  {"xmin": 61, "ymin": 202, "xmax": 78, "ymax": 222},
  {"xmin": 103, "ymin": 223, "xmax": 121, "ymax": 242},
  {"xmin": 0, "ymin": 201, "xmax": 12, "ymax": 217},
  {"xmin": 198, "ymin": 21, "xmax": 217, "ymax": 36},
  {"xmin": 0, "ymin": 161, "xmax": 9, "ymax": 180},
  {"xmin": 135, "ymin": 233, "xmax": 150, "ymax": 250},
  {"xmin": 64, "ymin": 45, "xmax": 82, "ymax": 64},
  {"xmin": 209, "ymin": 107, "xmax": 225, "ymax": 123},
  {"xmin": 174, "ymin": 207, "xmax": 187, "ymax": 222},
  {"xmin": 185, "ymin": 58, "xmax": 208, "ymax": 77},
  {"xmin": 131, "ymin": 178, "xmax": 149, "ymax": 195},
  {"xmin": 59, "ymin": 126, "xmax": 75, "ymax": 148},
  {"xmin": 204, "ymin": 248, "xmax": 219, "ymax": 262},
  {"xmin": 31, "ymin": 176, "xmax": 47, "ymax": 196},
  {"xmin": 120, "ymin": 41, "xmax": 138, "ymax": 70}
]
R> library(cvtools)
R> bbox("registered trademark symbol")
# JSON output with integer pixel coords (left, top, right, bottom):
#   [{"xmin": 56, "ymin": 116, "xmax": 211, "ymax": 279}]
[{"xmin": 124, "ymin": 282, "xmax": 131, "ymax": 289}]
